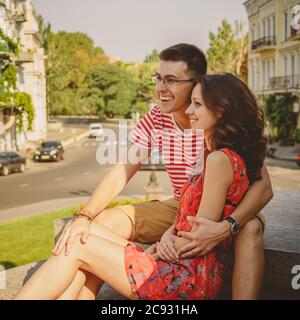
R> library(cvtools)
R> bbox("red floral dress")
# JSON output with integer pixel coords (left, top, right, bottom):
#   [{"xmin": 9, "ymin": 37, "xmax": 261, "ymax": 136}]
[{"xmin": 124, "ymin": 148, "xmax": 249, "ymax": 300}]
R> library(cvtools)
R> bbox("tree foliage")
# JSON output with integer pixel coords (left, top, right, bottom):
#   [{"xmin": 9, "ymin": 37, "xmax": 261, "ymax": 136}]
[
  {"xmin": 206, "ymin": 20, "xmax": 248, "ymax": 82},
  {"xmin": 38, "ymin": 18, "xmax": 157, "ymax": 118},
  {"xmin": 144, "ymin": 49, "xmax": 159, "ymax": 63},
  {"xmin": 264, "ymin": 94, "xmax": 299, "ymax": 145}
]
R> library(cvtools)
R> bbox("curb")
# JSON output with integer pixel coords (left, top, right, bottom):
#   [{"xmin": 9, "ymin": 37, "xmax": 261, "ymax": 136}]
[
  {"xmin": 61, "ymin": 130, "xmax": 90, "ymax": 148},
  {"xmin": 0, "ymin": 194, "xmax": 170, "ymax": 223}
]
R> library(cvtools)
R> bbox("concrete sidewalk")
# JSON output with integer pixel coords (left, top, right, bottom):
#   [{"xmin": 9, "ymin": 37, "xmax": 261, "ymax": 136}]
[
  {"xmin": 0, "ymin": 197, "xmax": 90, "ymax": 222},
  {"xmin": 1, "ymin": 190, "xmax": 299, "ymax": 300},
  {"xmin": 0, "ymin": 194, "xmax": 174, "ymax": 223}
]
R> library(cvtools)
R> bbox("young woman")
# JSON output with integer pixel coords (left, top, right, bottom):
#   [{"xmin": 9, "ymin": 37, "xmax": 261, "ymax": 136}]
[{"xmin": 14, "ymin": 73, "xmax": 267, "ymax": 300}]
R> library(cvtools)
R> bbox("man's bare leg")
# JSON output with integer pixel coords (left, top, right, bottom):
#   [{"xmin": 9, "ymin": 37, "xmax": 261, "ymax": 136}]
[
  {"xmin": 56, "ymin": 207, "xmax": 134, "ymax": 300},
  {"xmin": 232, "ymin": 217, "xmax": 264, "ymax": 300}
]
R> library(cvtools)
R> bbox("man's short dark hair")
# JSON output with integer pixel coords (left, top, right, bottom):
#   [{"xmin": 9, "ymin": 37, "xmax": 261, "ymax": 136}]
[{"xmin": 159, "ymin": 43, "xmax": 207, "ymax": 78}]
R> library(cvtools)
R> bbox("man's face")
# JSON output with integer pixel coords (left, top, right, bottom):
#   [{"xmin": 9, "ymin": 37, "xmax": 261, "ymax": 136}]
[{"xmin": 155, "ymin": 60, "xmax": 195, "ymax": 114}]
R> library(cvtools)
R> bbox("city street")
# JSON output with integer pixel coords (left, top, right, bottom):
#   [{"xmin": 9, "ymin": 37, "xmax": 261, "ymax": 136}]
[
  {"xmin": 0, "ymin": 132, "xmax": 173, "ymax": 214},
  {"xmin": 1, "ymin": 128, "xmax": 299, "ymax": 219}
]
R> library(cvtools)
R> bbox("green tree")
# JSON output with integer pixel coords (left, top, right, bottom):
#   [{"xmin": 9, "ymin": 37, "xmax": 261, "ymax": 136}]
[
  {"xmin": 45, "ymin": 31, "xmax": 106, "ymax": 115},
  {"xmin": 206, "ymin": 20, "xmax": 248, "ymax": 82},
  {"xmin": 133, "ymin": 62, "xmax": 157, "ymax": 113},
  {"xmin": 83, "ymin": 64, "xmax": 138, "ymax": 118},
  {"xmin": 144, "ymin": 49, "xmax": 159, "ymax": 63}
]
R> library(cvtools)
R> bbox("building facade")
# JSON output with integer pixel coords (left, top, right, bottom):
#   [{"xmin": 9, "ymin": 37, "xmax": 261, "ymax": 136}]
[
  {"xmin": 244, "ymin": 0, "xmax": 300, "ymax": 129},
  {"xmin": 0, "ymin": 0, "xmax": 46, "ymax": 151}
]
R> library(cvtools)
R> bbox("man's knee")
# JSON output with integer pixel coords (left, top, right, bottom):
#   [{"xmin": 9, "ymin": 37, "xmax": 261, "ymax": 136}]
[
  {"xmin": 237, "ymin": 218, "xmax": 263, "ymax": 244},
  {"xmin": 92, "ymin": 208, "xmax": 133, "ymax": 239}
]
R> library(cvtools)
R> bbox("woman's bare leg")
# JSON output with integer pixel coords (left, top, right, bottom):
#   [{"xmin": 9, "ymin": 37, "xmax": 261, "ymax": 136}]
[
  {"xmin": 56, "ymin": 214, "xmax": 133, "ymax": 300},
  {"xmin": 13, "ymin": 234, "xmax": 137, "ymax": 300}
]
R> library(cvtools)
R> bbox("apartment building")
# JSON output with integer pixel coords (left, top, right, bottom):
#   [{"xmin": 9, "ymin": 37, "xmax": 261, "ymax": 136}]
[
  {"xmin": 0, "ymin": 0, "xmax": 46, "ymax": 151},
  {"xmin": 244, "ymin": 0, "xmax": 300, "ymax": 128}
]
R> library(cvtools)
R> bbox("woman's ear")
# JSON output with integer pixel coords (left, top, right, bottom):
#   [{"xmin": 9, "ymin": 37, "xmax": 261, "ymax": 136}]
[{"xmin": 216, "ymin": 111, "xmax": 223, "ymax": 119}]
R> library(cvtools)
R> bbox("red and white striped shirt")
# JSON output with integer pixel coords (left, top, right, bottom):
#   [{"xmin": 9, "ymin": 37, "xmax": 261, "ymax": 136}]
[{"xmin": 130, "ymin": 106, "xmax": 204, "ymax": 200}]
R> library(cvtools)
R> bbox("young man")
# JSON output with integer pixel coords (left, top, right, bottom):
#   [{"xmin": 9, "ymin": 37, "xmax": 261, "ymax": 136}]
[{"xmin": 53, "ymin": 44, "xmax": 273, "ymax": 300}]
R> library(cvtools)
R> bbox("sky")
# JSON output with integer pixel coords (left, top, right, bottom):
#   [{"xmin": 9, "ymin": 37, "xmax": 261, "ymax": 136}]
[{"xmin": 32, "ymin": 0, "xmax": 248, "ymax": 63}]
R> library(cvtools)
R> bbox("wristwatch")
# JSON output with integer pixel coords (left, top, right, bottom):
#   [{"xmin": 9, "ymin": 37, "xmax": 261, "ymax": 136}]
[{"xmin": 224, "ymin": 216, "xmax": 240, "ymax": 235}]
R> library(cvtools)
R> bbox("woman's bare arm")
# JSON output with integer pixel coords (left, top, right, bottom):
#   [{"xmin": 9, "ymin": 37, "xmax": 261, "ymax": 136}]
[{"xmin": 174, "ymin": 151, "xmax": 233, "ymax": 252}]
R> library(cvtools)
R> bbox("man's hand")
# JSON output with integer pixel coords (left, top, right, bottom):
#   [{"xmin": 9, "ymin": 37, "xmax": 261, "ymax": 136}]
[
  {"xmin": 176, "ymin": 216, "xmax": 231, "ymax": 259},
  {"xmin": 156, "ymin": 225, "xmax": 180, "ymax": 262}
]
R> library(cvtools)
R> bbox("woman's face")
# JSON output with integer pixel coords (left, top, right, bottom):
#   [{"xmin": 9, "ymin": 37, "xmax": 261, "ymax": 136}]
[{"xmin": 185, "ymin": 83, "xmax": 220, "ymax": 134}]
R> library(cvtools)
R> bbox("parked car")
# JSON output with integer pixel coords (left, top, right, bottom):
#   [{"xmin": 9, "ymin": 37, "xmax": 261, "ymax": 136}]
[
  {"xmin": 34, "ymin": 140, "xmax": 64, "ymax": 162},
  {"xmin": 89, "ymin": 123, "xmax": 104, "ymax": 138},
  {"xmin": 0, "ymin": 152, "xmax": 26, "ymax": 176},
  {"xmin": 267, "ymin": 143, "xmax": 300, "ymax": 168},
  {"xmin": 291, "ymin": 144, "xmax": 300, "ymax": 168},
  {"xmin": 140, "ymin": 150, "xmax": 166, "ymax": 171}
]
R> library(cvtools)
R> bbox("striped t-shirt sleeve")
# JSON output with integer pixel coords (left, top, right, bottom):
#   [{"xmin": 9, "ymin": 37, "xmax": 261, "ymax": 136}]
[{"xmin": 130, "ymin": 109, "xmax": 156, "ymax": 149}]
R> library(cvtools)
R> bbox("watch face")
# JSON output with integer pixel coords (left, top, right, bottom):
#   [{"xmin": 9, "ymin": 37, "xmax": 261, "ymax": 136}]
[{"xmin": 232, "ymin": 222, "xmax": 240, "ymax": 235}]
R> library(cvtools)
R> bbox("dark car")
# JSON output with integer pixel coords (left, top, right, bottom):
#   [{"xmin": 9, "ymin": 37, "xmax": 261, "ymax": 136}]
[
  {"xmin": 34, "ymin": 140, "xmax": 64, "ymax": 162},
  {"xmin": 0, "ymin": 152, "xmax": 26, "ymax": 176},
  {"xmin": 267, "ymin": 144, "xmax": 300, "ymax": 168},
  {"xmin": 140, "ymin": 150, "xmax": 166, "ymax": 171}
]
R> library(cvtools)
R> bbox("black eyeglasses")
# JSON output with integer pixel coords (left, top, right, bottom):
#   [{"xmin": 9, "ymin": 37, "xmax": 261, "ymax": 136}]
[{"xmin": 151, "ymin": 74, "xmax": 196, "ymax": 87}]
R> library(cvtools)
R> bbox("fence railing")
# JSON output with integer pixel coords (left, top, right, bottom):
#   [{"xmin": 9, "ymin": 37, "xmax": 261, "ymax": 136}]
[{"xmin": 251, "ymin": 36, "xmax": 276, "ymax": 50}]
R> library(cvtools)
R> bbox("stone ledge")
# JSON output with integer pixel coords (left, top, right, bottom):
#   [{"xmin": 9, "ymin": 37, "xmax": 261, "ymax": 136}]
[{"xmin": 1, "ymin": 190, "xmax": 299, "ymax": 300}]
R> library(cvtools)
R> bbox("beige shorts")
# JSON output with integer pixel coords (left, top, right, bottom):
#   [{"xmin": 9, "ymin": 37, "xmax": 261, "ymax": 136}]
[{"xmin": 117, "ymin": 198, "xmax": 265, "ymax": 244}]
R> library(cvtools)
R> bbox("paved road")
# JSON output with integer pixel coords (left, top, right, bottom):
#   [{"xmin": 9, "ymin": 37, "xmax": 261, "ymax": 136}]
[
  {"xmin": 266, "ymin": 157, "xmax": 299, "ymax": 170},
  {"xmin": 0, "ymin": 122, "xmax": 299, "ymax": 215},
  {"xmin": 0, "ymin": 134, "xmax": 173, "ymax": 213}
]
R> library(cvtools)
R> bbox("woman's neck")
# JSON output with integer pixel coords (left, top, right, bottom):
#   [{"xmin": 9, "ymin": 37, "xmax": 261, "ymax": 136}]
[{"xmin": 204, "ymin": 133, "xmax": 213, "ymax": 152}]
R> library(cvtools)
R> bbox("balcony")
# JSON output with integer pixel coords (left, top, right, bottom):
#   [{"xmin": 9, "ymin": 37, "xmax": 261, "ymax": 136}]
[
  {"xmin": 15, "ymin": 50, "xmax": 34, "ymax": 64},
  {"xmin": 268, "ymin": 75, "xmax": 300, "ymax": 91},
  {"xmin": 251, "ymin": 36, "xmax": 276, "ymax": 52},
  {"xmin": 12, "ymin": 5, "xmax": 27, "ymax": 23},
  {"xmin": 290, "ymin": 27, "xmax": 300, "ymax": 41}
]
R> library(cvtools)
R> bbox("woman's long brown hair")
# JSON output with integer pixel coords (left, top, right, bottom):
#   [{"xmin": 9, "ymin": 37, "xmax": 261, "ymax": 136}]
[{"xmin": 199, "ymin": 73, "xmax": 267, "ymax": 185}]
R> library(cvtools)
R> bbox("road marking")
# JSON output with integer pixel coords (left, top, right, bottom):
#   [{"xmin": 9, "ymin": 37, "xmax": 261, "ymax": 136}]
[{"xmin": 18, "ymin": 184, "xmax": 30, "ymax": 188}]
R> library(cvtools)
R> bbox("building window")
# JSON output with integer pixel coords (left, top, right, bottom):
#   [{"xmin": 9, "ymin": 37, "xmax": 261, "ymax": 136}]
[
  {"xmin": 272, "ymin": 16, "xmax": 276, "ymax": 37},
  {"xmin": 0, "ymin": 7, "xmax": 5, "ymax": 32},
  {"xmin": 284, "ymin": 12, "xmax": 288, "ymax": 41},
  {"xmin": 284, "ymin": 56, "xmax": 288, "ymax": 76},
  {"xmin": 252, "ymin": 64, "xmax": 255, "ymax": 89},
  {"xmin": 262, "ymin": 61, "xmax": 266, "ymax": 89},
  {"xmin": 267, "ymin": 18, "xmax": 271, "ymax": 38},
  {"xmin": 272, "ymin": 58, "xmax": 275, "ymax": 78},
  {"xmin": 291, "ymin": 55, "xmax": 295, "ymax": 76},
  {"xmin": 267, "ymin": 60, "xmax": 271, "ymax": 86}
]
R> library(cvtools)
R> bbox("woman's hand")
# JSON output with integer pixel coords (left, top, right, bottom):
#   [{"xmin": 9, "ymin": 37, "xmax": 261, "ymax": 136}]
[
  {"xmin": 156, "ymin": 225, "xmax": 180, "ymax": 262},
  {"xmin": 52, "ymin": 218, "xmax": 91, "ymax": 256},
  {"xmin": 144, "ymin": 242, "xmax": 160, "ymax": 260}
]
